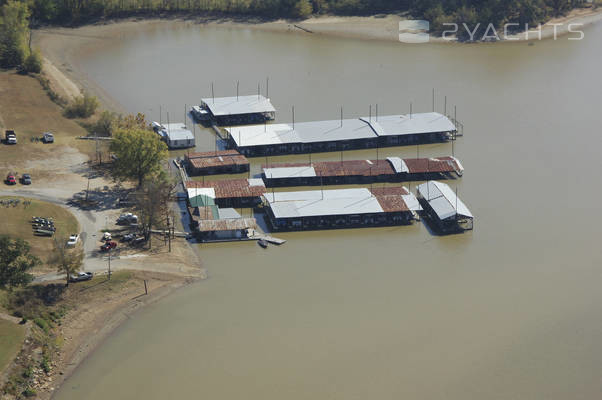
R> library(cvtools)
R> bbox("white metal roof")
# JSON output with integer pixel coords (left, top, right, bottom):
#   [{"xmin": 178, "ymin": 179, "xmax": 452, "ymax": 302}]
[
  {"xmin": 402, "ymin": 194, "xmax": 422, "ymax": 211},
  {"xmin": 263, "ymin": 166, "xmax": 317, "ymax": 179},
  {"xmin": 265, "ymin": 188, "xmax": 384, "ymax": 219},
  {"xmin": 247, "ymin": 178, "xmax": 266, "ymax": 188},
  {"xmin": 417, "ymin": 181, "xmax": 473, "ymax": 220},
  {"xmin": 386, "ymin": 157, "xmax": 409, "ymax": 173},
  {"xmin": 226, "ymin": 112, "xmax": 454, "ymax": 148},
  {"xmin": 201, "ymin": 95, "xmax": 276, "ymax": 116},
  {"xmin": 187, "ymin": 187, "xmax": 216, "ymax": 200},
  {"xmin": 218, "ymin": 208, "xmax": 242, "ymax": 220},
  {"xmin": 154, "ymin": 122, "xmax": 194, "ymax": 141},
  {"xmin": 450, "ymin": 156, "xmax": 465, "ymax": 173},
  {"xmin": 374, "ymin": 113, "xmax": 456, "ymax": 136}
]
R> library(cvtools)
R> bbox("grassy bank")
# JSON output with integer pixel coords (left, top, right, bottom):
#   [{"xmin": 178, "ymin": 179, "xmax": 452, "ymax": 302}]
[
  {"xmin": 0, "ymin": 196, "xmax": 79, "ymax": 267},
  {"xmin": 0, "ymin": 320, "xmax": 25, "ymax": 376},
  {"xmin": 0, "ymin": 270, "xmax": 192, "ymax": 399},
  {"xmin": 0, "ymin": 71, "xmax": 96, "ymax": 167}
]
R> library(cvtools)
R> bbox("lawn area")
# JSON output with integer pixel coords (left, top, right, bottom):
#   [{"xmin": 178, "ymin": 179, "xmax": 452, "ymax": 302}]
[
  {"xmin": 0, "ymin": 196, "xmax": 79, "ymax": 265},
  {"xmin": 0, "ymin": 320, "xmax": 25, "ymax": 375},
  {"xmin": 0, "ymin": 71, "xmax": 96, "ymax": 168}
]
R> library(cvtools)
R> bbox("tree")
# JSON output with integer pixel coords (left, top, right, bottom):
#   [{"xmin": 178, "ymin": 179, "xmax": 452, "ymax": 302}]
[
  {"xmin": 52, "ymin": 236, "xmax": 84, "ymax": 286},
  {"xmin": 133, "ymin": 177, "xmax": 177, "ymax": 249},
  {"xmin": 293, "ymin": 0, "xmax": 313, "ymax": 17},
  {"xmin": 92, "ymin": 110, "xmax": 118, "ymax": 137},
  {"xmin": 0, "ymin": 0, "xmax": 30, "ymax": 68},
  {"xmin": 110, "ymin": 126, "xmax": 169, "ymax": 187},
  {"xmin": 0, "ymin": 236, "xmax": 38, "ymax": 290}
]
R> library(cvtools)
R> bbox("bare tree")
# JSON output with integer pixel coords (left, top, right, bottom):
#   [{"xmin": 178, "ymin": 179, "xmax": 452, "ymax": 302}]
[
  {"xmin": 52, "ymin": 235, "xmax": 84, "ymax": 286},
  {"xmin": 133, "ymin": 177, "xmax": 177, "ymax": 249}
]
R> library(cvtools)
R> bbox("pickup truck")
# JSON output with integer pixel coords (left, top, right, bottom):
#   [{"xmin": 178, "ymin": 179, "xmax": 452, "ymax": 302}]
[{"xmin": 5, "ymin": 130, "xmax": 17, "ymax": 144}]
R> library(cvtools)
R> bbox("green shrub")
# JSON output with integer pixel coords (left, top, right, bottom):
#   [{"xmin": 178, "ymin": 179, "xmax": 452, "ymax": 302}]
[
  {"xmin": 22, "ymin": 49, "xmax": 43, "ymax": 74},
  {"xmin": 34, "ymin": 317, "xmax": 49, "ymax": 334},
  {"xmin": 64, "ymin": 92, "xmax": 99, "ymax": 119},
  {"xmin": 22, "ymin": 388, "xmax": 37, "ymax": 397},
  {"xmin": 40, "ymin": 357, "xmax": 51, "ymax": 373},
  {"xmin": 22, "ymin": 366, "xmax": 33, "ymax": 378}
]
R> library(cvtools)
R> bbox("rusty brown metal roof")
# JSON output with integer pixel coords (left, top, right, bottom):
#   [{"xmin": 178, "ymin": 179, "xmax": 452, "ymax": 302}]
[
  {"xmin": 186, "ymin": 150, "xmax": 249, "ymax": 170},
  {"xmin": 263, "ymin": 157, "xmax": 462, "ymax": 178},
  {"xmin": 370, "ymin": 186, "xmax": 411, "ymax": 213},
  {"xmin": 186, "ymin": 179, "xmax": 266, "ymax": 199},
  {"xmin": 404, "ymin": 157, "xmax": 461, "ymax": 174}
]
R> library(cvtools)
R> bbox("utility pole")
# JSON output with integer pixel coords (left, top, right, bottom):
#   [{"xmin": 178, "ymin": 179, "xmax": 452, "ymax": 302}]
[{"xmin": 167, "ymin": 215, "xmax": 172, "ymax": 252}]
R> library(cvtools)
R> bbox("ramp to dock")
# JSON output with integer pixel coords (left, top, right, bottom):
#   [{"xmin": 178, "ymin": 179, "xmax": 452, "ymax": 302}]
[{"xmin": 247, "ymin": 229, "xmax": 286, "ymax": 245}]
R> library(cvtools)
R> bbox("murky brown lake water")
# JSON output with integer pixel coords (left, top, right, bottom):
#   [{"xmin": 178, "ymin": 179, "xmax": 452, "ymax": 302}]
[{"xmin": 55, "ymin": 21, "xmax": 602, "ymax": 399}]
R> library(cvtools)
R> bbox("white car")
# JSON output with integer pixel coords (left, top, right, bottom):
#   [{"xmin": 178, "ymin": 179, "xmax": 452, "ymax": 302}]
[
  {"xmin": 67, "ymin": 234, "xmax": 80, "ymax": 246},
  {"xmin": 42, "ymin": 132, "xmax": 54, "ymax": 143}
]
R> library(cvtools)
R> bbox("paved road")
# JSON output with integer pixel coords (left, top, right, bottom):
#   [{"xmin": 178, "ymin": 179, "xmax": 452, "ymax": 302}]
[{"xmin": 0, "ymin": 188, "xmax": 116, "ymax": 282}]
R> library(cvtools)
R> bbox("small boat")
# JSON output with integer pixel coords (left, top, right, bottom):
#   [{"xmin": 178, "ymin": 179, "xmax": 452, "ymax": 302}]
[{"xmin": 257, "ymin": 239, "xmax": 268, "ymax": 248}]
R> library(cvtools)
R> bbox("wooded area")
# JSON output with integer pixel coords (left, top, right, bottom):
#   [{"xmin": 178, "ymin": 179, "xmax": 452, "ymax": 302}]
[{"xmin": 0, "ymin": 0, "xmax": 593, "ymax": 27}]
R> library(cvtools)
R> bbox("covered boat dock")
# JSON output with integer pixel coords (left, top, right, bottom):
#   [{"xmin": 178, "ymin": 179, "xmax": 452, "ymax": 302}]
[
  {"xmin": 263, "ymin": 186, "xmax": 422, "ymax": 231},
  {"xmin": 185, "ymin": 150, "xmax": 250, "ymax": 176},
  {"xmin": 416, "ymin": 181, "xmax": 473, "ymax": 233},
  {"xmin": 152, "ymin": 122, "xmax": 195, "ymax": 149},
  {"xmin": 262, "ymin": 156, "xmax": 464, "ymax": 187},
  {"xmin": 188, "ymin": 205, "xmax": 258, "ymax": 242},
  {"xmin": 226, "ymin": 112, "xmax": 456, "ymax": 157},
  {"xmin": 186, "ymin": 178, "xmax": 266, "ymax": 208},
  {"xmin": 196, "ymin": 95, "xmax": 276, "ymax": 125}
]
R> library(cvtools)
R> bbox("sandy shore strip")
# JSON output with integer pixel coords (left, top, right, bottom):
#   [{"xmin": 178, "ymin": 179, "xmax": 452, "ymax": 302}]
[
  {"xmin": 46, "ymin": 271, "xmax": 205, "ymax": 399},
  {"xmin": 33, "ymin": 8, "xmax": 602, "ymax": 110}
]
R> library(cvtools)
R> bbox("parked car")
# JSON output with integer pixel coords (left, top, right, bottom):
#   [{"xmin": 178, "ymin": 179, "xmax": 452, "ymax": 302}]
[
  {"xmin": 67, "ymin": 234, "xmax": 80, "ymax": 246},
  {"xmin": 121, "ymin": 233, "xmax": 135, "ymax": 242},
  {"xmin": 5, "ymin": 174, "xmax": 16, "ymax": 185},
  {"xmin": 69, "ymin": 272, "xmax": 93, "ymax": 282},
  {"xmin": 100, "ymin": 241, "xmax": 117, "ymax": 252},
  {"xmin": 42, "ymin": 132, "xmax": 54, "ymax": 143},
  {"xmin": 131, "ymin": 236, "xmax": 146, "ymax": 246},
  {"xmin": 5, "ymin": 130, "xmax": 17, "ymax": 144},
  {"xmin": 116, "ymin": 213, "xmax": 138, "ymax": 225},
  {"xmin": 20, "ymin": 174, "xmax": 31, "ymax": 185},
  {"xmin": 102, "ymin": 232, "xmax": 112, "ymax": 242}
]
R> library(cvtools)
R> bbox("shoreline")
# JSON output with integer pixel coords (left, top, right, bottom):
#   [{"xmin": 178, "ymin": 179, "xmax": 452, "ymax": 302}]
[
  {"xmin": 33, "ymin": 8, "xmax": 602, "ymax": 112},
  {"xmin": 25, "ymin": 8, "xmax": 601, "ymax": 399},
  {"xmin": 47, "ymin": 271, "xmax": 204, "ymax": 400}
]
